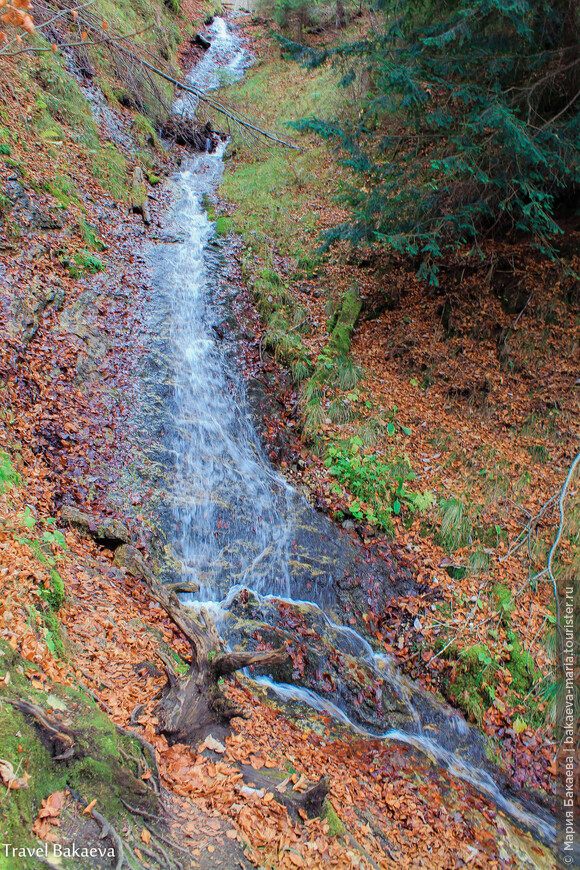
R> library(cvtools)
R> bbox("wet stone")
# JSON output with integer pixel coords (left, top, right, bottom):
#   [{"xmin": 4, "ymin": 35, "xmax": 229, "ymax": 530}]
[{"xmin": 59, "ymin": 505, "xmax": 130, "ymax": 549}]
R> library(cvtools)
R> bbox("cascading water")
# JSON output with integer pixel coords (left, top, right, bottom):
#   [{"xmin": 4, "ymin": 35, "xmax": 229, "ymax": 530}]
[{"xmin": 145, "ymin": 16, "xmax": 557, "ymax": 848}]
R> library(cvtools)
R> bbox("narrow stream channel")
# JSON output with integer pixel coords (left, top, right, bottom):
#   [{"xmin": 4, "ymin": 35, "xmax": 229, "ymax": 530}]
[{"xmin": 144, "ymin": 17, "xmax": 557, "ymax": 849}]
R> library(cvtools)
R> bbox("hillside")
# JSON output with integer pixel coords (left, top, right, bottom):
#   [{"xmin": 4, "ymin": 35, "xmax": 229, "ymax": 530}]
[{"xmin": 0, "ymin": 2, "xmax": 576, "ymax": 869}]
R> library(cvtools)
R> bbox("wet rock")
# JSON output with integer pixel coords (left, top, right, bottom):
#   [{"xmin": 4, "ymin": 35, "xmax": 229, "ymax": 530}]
[
  {"xmin": 341, "ymin": 520, "xmax": 355, "ymax": 531},
  {"xmin": 5, "ymin": 180, "xmax": 30, "ymax": 209},
  {"xmin": 5, "ymin": 180, "xmax": 67, "ymax": 231},
  {"xmin": 151, "ymin": 229, "xmax": 186, "ymax": 244},
  {"xmin": 193, "ymin": 33, "xmax": 211, "ymax": 49},
  {"xmin": 59, "ymin": 505, "xmax": 130, "ymax": 548},
  {"xmin": 58, "ymin": 292, "xmax": 110, "ymax": 381},
  {"xmin": 113, "ymin": 544, "xmax": 154, "ymax": 582},
  {"xmin": 130, "ymin": 166, "xmax": 151, "ymax": 226},
  {"xmin": 223, "ymin": 593, "xmax": 412, "ymax": 733}
]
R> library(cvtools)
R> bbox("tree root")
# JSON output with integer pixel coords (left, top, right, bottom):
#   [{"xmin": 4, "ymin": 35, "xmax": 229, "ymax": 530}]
[
  {"xmin": 118, "ymin": 547, "xmax": 290, "ymax": 745},
  {"xmin": 116, "ymin": 723, "xmax": 162, "ymax": 795},
  {"xmin": 4, "ymin": 698, "xmax": 75, "ymax": 760}
]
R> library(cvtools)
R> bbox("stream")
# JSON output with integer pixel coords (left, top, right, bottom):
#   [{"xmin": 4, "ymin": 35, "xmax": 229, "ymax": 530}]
[{"xmin": 141, "ymin": 16, "xmax": 557, "ymax": 852}]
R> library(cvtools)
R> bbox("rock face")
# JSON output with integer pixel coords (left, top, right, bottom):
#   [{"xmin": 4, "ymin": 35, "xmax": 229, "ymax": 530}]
[
  {"xmin": 5, "ymin": 181, "xmax": 67, "ymax": 232},
  {"xmin": 59, "ymin": 505, "xmax": 130, "ymax": 549},
  {"xmin": 10, "ymin": 278, "xmax": 66, "ymax": 347}
]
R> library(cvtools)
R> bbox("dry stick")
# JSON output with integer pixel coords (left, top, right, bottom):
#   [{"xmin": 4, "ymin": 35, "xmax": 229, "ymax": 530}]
[
  {"xmin": 134, "ymin": 844, "xmax": 172, "ymax": 870},
  {"xmin": 500, "ymin": 492, "xmax": 558, "ymax": 561},
  {"xmin": 115, "ymin": 44, "xmax": 298, "ymax": 149},
  {"xmin": 547, "ymin": 449, "xmax": 580, "ymax": 674},
  {"xmin": 0, "ymin": 25, "xmax": 154, "ymax": 56},
  {"xmin": 120, "ymin": 799, "xmax": 166, "ymax": 822},
  {"xmin": 0, "ymin": 0, "xmax": 97, "ymax": 54},
  {"xmin": 147, "ymin": 829, "xmax": 197, "ymax": 858},
  {"xmin": 90, "ymin": 809, "xmax": 127, "ymax": 870},
  {"xmin": 137, "ymin": 835, "xmax": 177, "ymax": 870}
]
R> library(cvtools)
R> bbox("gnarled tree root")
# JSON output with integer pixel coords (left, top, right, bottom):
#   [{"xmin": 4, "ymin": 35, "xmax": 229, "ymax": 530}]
[{"xmin": 126, "ymin": 552, "xmax": 289, "ymax": 744}]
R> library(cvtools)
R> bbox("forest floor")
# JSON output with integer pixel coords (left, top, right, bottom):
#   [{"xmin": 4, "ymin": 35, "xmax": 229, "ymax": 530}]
[
  {"xmin": 0, "ymin": 2, "xmax": 574, "ymax": 869},
  {"xmin": 213, "ymin": 4, "xmax": 579, "ymax": 829}
]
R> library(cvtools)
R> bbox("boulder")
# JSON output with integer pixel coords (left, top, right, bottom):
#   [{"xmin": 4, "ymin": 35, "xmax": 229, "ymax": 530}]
[{"xmin": 59, "ymin": 505, "xmax": 130, "ymax": 549}]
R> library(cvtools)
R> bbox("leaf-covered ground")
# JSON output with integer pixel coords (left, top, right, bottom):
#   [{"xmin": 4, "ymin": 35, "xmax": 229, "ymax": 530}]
[
  {"xmin": 215, "ymin": 8, "xmax": 579, "ymax": 814},
  {"xmin": 0, "ymin": 3, "xmax": 571, "ymax": 868}
]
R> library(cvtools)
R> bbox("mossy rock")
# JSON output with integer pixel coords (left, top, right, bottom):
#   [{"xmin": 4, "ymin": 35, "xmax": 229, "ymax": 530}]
[
  {"xmin": 492, "ymin": 583, "xmax": 514, "ymax": 625},
  {"xmin": 447, "ymin": 644, "xmax": 499, "ymax": 724},
  {"xmin": 505, "ymin": 633, "xmax": 539, "ymax": 693},
  {"xmin": 328, "ymin": 286, "xmax": 362, "ymax": 357},
  {"xmin": 323, "ymin": 800, "xmax": 345, "ymax": 836}
]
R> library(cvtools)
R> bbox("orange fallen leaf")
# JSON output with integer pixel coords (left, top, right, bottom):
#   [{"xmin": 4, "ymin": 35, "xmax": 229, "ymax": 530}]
[
  {"xmin": 83, "ymin": 798, "xmax": 97, "ymax": 815},
  {"xmin": 39, "ymin": 791, "xmax": 65, "ymax": 819},
  {"xmin": 141, "ymin": 829, "xmax": 151, "ymax": 845}
]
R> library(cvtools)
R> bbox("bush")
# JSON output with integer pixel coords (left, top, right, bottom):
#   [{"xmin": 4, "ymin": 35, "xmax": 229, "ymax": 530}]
[{"xmin": 293, "ymin": 0, "xmax": 580, "ymax": 282}]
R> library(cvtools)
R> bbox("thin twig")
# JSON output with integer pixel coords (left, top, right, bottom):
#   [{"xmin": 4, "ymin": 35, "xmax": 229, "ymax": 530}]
[{"xmin": 547, "ymin": 450, "xmax": 580, "ymax": 674}]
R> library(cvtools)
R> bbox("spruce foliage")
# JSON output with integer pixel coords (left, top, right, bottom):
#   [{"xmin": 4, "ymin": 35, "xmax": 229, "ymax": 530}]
[{"xmin": 291, "ymin": 0, "xmax": 580, "ymax": 282}]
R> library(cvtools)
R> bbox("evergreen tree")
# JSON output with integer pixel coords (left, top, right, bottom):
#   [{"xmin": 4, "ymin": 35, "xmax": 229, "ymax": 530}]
[{"xmin": 293, "ymin": 0, "xmax": 580, "ymax": 282}]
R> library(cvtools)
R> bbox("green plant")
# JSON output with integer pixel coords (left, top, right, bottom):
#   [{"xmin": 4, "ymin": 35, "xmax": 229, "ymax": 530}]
[
  {"xmin": 78, "ymin": 218, "xmax": 106, "ymax": 252},
  {"xmin": 325, "ymin": 437, "xmax": 432, "ymax": 531},
  {"xmin": 91, "ymin": 145, "xmax": 129, "ymax": 201},
  {"xmin": 0, "ymin": 452, "xmax": 19, "ymax": 492},
  {"xmin": 133, "ymin": 112, "xmax": 159, "ymax": 149},
  {"xmin": 65, "ymin": 249, "xmax": 105, "ymax": 277},
  {"xmin": 437, "ymin": 497, "xmax": 473, "ymax": 551}
]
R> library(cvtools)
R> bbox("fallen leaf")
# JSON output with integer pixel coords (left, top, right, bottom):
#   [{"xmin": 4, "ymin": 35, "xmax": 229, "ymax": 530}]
[
  {"xmin": 0, "ymin": 759, "xmax": 29, "ymax": 789},
  {"xmin": 202, "ymin": 735, "xmax": 226, "ymax": 754}
]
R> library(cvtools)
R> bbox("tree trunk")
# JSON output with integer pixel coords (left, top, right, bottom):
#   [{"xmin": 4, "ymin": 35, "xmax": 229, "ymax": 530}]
[{"xmin": 135, "ymin": 557, "xmax": 288, "ymax": 744}]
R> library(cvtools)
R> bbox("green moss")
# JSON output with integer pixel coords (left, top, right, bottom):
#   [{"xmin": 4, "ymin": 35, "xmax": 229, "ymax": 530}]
[
  {"xmin": 147, "ymin": 173, "xmax": 161, "ymax": 185},
  {"xmin": 133, "ymin": 112, "xmax": 159, "ymax": 149},
  {"xmin": 41, "ymin": 609, "xmax": 66, "ymax": 658},
  {"xmin": 328, "ymin": 287, "xmax": 362, "ymax": 357},
  {"xmin": 91, "ymin": 145, "xmax": 129, "ymax": 201},
  {"xmin": 215, "ymin": 216, "xmax": 230, "ymax": 236},
  {"xmin": 323, "ymin": 800, "xmax": 345, "ymax": 836},
  {"xmin": 447, "ymin": 644, "xmax": 500, "ymax": 724},
  {"xmin": 0, "ymin": 705, "xmax": 64, "ymax": 853},
  {"xmin": 47, "ymin": 568, "xmax": 65, "ymax": 609},
  {"xmin": 492, "ymin": 583, "xmax": 514, "ymax": 625},
  {"xmin": 505, "ymin": 634, "xmax": 539, "ymax": 693}
]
